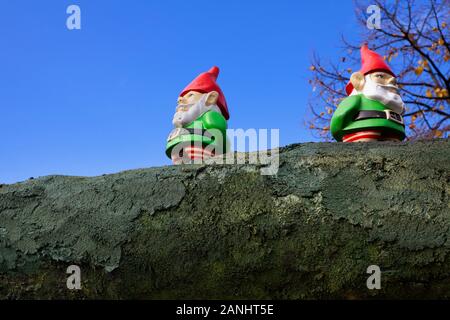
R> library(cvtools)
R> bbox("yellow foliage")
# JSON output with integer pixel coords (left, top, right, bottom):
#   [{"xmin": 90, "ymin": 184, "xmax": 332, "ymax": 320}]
[
  {"xmin": 426, "ymin": 89, "xmax": 433, "ymax": 97},
  {"xmin": 434, "ymin": 88, "xmax": 448, "ymax": 98},
  {"xmin": 434, "ymin": 130, "xmax": 443, "ymax": 138},
  {"xmin": 415, "ymin": 66, "xmax": 424, "ymax": 76}
]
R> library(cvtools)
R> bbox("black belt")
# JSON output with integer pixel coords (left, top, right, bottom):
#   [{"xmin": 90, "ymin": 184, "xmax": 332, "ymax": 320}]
[
  {"xmin": 183, "ymin": 128, "xmax": 212, "ymax": 137},
  {"xmin": 354, "ymin": 110, "xmax": 404, "ymax": 125}
]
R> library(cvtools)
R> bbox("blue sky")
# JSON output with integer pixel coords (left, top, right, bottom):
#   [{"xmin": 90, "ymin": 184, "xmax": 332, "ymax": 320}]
[{"xmin": 0, "ymin": 0, "xmax": 361, "ymax": 184}]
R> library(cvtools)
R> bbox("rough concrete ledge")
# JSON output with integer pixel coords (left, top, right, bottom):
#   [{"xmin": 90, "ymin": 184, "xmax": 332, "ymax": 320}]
[{"xmin": 0, "ymin": 139, "xmax": 449, "ymax": 299}]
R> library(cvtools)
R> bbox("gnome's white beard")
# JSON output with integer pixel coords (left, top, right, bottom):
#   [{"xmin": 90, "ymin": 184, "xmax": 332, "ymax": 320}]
[
  {"xmin": 172, "ymin": 94, "xmax": 221, "ymax": 128},
  {"xmin": 353, "ymin": 76, "xmax": 405, "ymax": 114}
]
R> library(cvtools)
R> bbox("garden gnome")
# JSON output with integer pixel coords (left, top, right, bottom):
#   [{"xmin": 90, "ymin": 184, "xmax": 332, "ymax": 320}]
[
  {"xmin": 330, "ymin": 44, "xmax": 406, "ymax": 142},
  {"xmin": 166, "ymin": 66, "xmax": 229, "ymax": 164}
]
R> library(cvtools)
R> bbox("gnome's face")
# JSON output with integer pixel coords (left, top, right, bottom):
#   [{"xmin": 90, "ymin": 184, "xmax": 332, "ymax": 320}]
[
  {"xmin": 351, "ymin": 71, "xmax": 405, "ymax": 114},
  {"xmin": 172, "ymin": 90, "xmax": 220, "ymax": 127}
]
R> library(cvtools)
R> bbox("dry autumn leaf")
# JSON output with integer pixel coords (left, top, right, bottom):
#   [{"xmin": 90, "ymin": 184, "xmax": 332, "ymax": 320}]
[{"xmin": 415, "ymin": 66, "xmax": 424, "ymax": 75}]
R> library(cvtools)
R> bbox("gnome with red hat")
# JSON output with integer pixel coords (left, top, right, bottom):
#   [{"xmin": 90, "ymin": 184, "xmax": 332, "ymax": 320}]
[
  {"xmin": 166, "ymin": 66, "xmax": 229, "ymax": 164},
  {"xmin": 330, "ymin": 44, "xmax": 406, "ymax": 142}
]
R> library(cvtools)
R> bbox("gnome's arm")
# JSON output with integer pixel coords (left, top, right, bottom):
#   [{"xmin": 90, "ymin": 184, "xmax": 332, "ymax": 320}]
[
  {"xmin": 203, "ymin": 110, "xmax": 228, "ymax": 153},
  {"xmin": 203, "ymin": 110, "xmax": 227, "ymax": 131},
  {"xmin": 330, "ymin": 95, "xmax": 361, "ymax": 141}
]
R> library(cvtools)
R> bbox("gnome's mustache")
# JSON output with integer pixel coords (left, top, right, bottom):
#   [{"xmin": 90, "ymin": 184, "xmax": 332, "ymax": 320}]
[
  {"xmin": 172, "ymin": 96, "xmax": 206, "ymax": 127},
  {"xmin": 362, "ymin": 76, "xmax": 405, "ymax": 114},
  {"xmin": 176, "ymin": 104, "xmax": 194, "ymax": 113},
  {"xmin": 377, "ymin": 83, "xmax": 399, "ymax": 94}
]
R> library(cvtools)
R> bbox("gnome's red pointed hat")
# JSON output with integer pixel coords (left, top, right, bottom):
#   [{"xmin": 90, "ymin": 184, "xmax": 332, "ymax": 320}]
[
  {"xmin": 345, "ymin": 44, "xmax": 396, "ymax": 95},
  {"xmin": 180, "ymin": 66, "xmax": 229, "ymax": 120}
]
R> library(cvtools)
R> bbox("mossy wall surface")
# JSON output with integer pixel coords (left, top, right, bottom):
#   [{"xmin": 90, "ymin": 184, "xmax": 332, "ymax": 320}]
[{"xmin": 0, "ymin": 139, "xmax": 449, "ymax": 299}]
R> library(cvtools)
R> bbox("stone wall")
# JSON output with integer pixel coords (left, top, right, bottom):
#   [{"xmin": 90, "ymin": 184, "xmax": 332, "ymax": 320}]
[{"xmin": 0, "ymin": 139, "xmax": 449, "ymax": 299}]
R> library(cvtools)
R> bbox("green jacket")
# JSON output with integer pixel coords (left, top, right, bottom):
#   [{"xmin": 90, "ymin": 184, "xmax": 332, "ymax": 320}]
[
  {"xmin": 330, "ymin": 94, "xmax": 405, "ymax": 141},
  {"xmin": 166, "ymin": 110, "xmax": 228, "ymax": 158}
]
